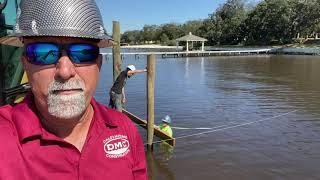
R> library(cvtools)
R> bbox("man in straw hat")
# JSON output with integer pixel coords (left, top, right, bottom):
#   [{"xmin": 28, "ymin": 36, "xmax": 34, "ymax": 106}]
[{"xmin": 0, "ymin": 0, "xmax": 147, "ymax": 179}]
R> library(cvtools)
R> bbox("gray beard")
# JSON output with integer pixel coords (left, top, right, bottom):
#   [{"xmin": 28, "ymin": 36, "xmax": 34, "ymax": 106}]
[{"xmin": 47, "ymin": 80, "xmax": 86, "ymax": 119}]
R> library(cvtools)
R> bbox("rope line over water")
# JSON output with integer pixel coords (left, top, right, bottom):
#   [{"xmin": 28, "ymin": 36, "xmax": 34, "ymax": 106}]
[
  {"xmin": 147, "ymin": 110, "xmax": 298, "ymax": 145},
  {"xmin": 136, "ymin": 123, "xmax": 236, "ymax": 130},
  {"xmin": 171, "ymin": 127, "xmax": 214, "ymax": 130}
]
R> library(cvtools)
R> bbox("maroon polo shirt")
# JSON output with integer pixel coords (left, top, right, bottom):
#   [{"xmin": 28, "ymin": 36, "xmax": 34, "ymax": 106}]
[{"xmin": 0, "ymin": 95, "xmax": 147, "ymax": 180}]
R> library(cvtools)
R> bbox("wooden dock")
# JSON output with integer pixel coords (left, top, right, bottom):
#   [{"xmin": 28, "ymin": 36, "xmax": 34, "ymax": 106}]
[{"xmin": 102, "ymin": 49, "xmax": 272, "ymax": 59}]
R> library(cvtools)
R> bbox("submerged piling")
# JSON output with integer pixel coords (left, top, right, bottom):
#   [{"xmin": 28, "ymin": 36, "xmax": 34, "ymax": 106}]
[{"xmin": 147, "ymin": 54, "xmax": 156, "ymax": 150}]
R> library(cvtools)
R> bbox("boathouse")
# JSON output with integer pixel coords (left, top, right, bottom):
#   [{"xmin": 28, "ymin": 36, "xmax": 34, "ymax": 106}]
[{"xmin": 176, "ymin": 32, "xmax": 207, "ymax": 52}]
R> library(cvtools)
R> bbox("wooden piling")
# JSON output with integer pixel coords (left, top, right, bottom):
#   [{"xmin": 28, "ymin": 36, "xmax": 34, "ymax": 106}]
[
  {"xmin": 147, "ymin": 54, "xmax": 156, "ymax": 150},
  {"xmin": 112, "ymin": 21, "xmax": 121, "ymax": 81}
]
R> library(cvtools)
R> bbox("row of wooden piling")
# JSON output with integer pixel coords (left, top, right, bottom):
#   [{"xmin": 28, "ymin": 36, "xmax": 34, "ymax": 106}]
[{"xmin": 112, "ymin": 21, "xmax": 171, "ymax": 150}]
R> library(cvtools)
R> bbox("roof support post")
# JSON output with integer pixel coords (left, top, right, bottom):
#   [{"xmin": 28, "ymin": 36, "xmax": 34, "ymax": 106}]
[
  {"xmin": 186, "ymin": 41, "xmax": 189, "ymax": 52},
  {"xmin": 191, "ymin": 41, "xmax": 194, "ymax": 51},
  {"xmin": 202, "ymin": 41, "xmax": 204, "ymax": 51}
]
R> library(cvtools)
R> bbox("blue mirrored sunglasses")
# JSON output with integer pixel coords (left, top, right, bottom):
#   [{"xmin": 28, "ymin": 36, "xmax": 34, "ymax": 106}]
[{"xmin": 25, "ymin": 43, "xmax": 99, "ymax": 65}]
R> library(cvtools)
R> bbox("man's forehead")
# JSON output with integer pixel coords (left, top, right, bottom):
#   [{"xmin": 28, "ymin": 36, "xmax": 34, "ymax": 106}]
[{"xmin": 23, "ymin": 36, "xmax": 99, "ymax": 45}]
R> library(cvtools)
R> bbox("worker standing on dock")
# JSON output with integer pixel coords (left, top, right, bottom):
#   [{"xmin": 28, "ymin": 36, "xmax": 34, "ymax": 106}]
[
  {"xmin": 109, "ymin": 65, "xmax": 147, "ymax": 112},
  {"xmin": 0, "ymin": 0, "xmax": 147, "ymax": 179}
]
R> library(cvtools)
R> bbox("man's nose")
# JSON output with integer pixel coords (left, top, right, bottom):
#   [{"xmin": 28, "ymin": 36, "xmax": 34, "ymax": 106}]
[{"xmin": 54, "ymin": 51, "xmax": 76, "ymax": 81}]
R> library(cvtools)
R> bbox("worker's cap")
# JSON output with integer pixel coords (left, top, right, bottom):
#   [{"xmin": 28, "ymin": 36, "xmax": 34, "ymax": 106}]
[
  {"xmin": 127, "ymin": 65, "xmax": 136, "ymax": 71},
  {"xmin": 12, "ymin": 0, "xmax": 112, "ymax": 47},
  {"xmin": 162, "ymin": 115, "xmax": 172, "ymax": 124}
]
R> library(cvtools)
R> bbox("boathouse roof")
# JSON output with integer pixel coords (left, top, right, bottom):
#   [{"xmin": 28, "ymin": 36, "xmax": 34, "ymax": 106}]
[{"xmin": 176, "ymin": 32, "xmax": 207, "ymax": 42}]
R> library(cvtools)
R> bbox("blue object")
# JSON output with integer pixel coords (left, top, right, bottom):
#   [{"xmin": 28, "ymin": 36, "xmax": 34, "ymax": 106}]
[
  {"xmin": 162, "ymin": 115, "xmax": 172, "ymax": 124},
  {"xmin": 25, "ymin": 43, "xmax": 99, "ymax": 65}
]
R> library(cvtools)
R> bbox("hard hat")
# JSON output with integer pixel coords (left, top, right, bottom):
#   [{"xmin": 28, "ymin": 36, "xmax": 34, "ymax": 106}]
[
  {"xmin": 162, "ymin": 115, "xmax": 172, "ymax": 124},
  {"xmin": 13, "ymin": 0, "xmax": 111, "ymax": 47},
  {"xmin": 127, "ymin": 65, "xmax": 136, "ymax": 71}
]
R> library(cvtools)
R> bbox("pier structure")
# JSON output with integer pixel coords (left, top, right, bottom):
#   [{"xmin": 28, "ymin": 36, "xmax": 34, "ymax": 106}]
[{"xmin": 103, "ymin": 48, "xmax": 272, "ymax": 60}]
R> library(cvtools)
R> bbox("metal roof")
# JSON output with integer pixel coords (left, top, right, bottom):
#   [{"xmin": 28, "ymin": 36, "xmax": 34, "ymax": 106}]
[{"xmin": 176, "ymin": 32, "xmax": 207, "ymax": 42}]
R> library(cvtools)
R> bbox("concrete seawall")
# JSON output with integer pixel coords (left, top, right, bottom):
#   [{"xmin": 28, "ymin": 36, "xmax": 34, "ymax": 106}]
[{"xmin": 270, "ymin": 47, "xmax": 320, "ymax": 56}]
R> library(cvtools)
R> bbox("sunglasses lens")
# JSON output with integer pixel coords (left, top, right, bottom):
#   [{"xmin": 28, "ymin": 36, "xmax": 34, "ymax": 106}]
[
  {"xmin": 68, "ymin": 44, "xmax": 99, "ymax": 63},
  {"xmin": 26, "ymin": 43, "xmax": 59, "ymax": 65}
]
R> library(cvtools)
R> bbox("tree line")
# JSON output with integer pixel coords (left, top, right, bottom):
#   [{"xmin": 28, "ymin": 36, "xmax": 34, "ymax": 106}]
[{"xmin": 121, "ymin": 0, "xmax": 320, "ymax": 46}]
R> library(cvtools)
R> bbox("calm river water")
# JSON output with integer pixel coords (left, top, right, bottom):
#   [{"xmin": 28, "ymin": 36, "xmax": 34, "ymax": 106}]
[{"xmin": 95, "ymin": 53, "xmax": 320, "ymax": 180}]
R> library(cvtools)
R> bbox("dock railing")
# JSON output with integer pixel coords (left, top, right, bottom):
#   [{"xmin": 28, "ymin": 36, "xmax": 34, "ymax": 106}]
[{"xmin": 103, "ymin": 48, "xmax": 272, "ymax": 59}]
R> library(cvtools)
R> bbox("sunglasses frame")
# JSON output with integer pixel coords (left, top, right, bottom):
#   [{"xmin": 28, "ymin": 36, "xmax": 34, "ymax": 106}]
[{"xmin": 24, "ymin": 42, "xmax": 100, "ymax": 65}]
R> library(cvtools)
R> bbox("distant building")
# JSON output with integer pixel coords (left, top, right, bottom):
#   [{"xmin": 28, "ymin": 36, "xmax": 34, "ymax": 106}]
[{"xmin": 176, "ymin": 32, "xmax": 207, "ymax": 51}]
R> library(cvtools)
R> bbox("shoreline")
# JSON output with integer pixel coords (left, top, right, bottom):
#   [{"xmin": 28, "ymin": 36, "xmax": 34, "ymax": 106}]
[{"xmin": 104, "ymin": 45, "xmax": 320, "ymax": 56}]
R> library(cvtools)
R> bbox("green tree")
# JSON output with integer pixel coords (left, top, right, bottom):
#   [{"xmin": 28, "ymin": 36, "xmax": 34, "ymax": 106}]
[
  {"xmin": 141, "ymin": 25, "xmax": 158, "ymax": 42},
  {"xmin": 197, "ymin": 18, "xmax": 217, "ymax": 45},
  {"xmin": 160, "ymin": 23, "xmax": 184, "ymax": 40},
  {"xmin": 121, "ymin": 0, "xmax": 320, "ymax": 46},
  {"xmin": 243, "ymin": 0, "xmax": 294, "ymax": 45},
  {"xmin": 121, "ymin": 30, "xmax": 143, "ymax": 44},
  {"xmin": 290, "ymin": 0, "xmax": 320, "ymax": 37},
  {"xmin": 160, "ymin": 33, "xmax": 170, "ymax": 45},
  {"xmin": 220, "ymin": 0, "xmax": 248, "ymax": 44},
  {"xmin": 199, "ymin": 0, "xmax": 248, "ymax": 45},
  {"xmin": 181, "ymin": 20, "xmax": 204, "ymax": 35}
]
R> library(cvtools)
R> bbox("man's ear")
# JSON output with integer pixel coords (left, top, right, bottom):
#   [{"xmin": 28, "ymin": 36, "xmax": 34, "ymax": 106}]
[{"xmin": 97, "ymin": 54, "xmax": 102, "ymax": 71}]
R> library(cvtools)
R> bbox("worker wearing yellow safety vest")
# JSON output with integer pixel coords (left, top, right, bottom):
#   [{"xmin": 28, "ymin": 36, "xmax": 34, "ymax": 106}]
[{"xmin": 159, "ymin": 115, "xmax": 173, "ymax": 137}]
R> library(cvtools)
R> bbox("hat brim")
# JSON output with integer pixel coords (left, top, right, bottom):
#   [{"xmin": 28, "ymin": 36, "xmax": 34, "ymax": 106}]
[
  {"xmin": 162, "ymin": 119, "xmax": 169, "ymax": 123},
  {"xmin": 98, "ymin": 39, "xmax": 115, "ymax": 48},
  {"xmin": 11, "ymin": 28, "xmax": 115, "ymax": 48},
  {"xmin": 1, "ymin": 35, "xmax": 114, "ymax": 48}
]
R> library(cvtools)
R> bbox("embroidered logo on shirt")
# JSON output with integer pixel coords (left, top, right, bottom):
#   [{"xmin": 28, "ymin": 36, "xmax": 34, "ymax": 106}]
[{"xmin": 103, "ymin": 135, "xmax": 130, "ymax": 158}]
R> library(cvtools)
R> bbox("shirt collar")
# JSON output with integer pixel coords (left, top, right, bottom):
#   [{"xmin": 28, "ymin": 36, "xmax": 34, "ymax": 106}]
[
  {"xmin": 13, "ymin": 93, "xmax": 117, "ymax": 143},
  {"xmin": 90, "ymin": 98, "xmax": 117, "ymax": 128},
  {"xmin": 12, "ymin": 93, "xmax": 43, "ymax": 142}
]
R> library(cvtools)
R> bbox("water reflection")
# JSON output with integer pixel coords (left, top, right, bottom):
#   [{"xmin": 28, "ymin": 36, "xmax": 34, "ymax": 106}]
[
  {"xmin": 147, "ymin": 149, "xmax": 176, "ymax": 180},
  {"xmin": 184, "ymin": 57, "xmax": 189, "ymax": 79},
  {"xmin": 155, "ymin": 142, "xmax": 174, "ymax": 163},
  {"xmin": 200, "ymin": 57, "xmax": 205, "ymax": 82},
  {"xmin": 96, "ymin": 54, "xmax": 320, "ymax": 179}
]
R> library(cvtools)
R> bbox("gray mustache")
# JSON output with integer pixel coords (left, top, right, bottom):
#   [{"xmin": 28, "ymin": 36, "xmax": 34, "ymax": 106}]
[{"xmin": 48, "ymin": 80, "xmax": 85, "ymax": 93}]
